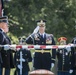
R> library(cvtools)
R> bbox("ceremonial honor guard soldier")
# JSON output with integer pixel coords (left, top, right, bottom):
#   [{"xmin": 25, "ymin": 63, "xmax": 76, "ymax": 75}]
[
  {"xmin": 57, "ymin": 37, "xmax": 72, "ymax": 75},
  {"xmin": 0, "ymin": 16, "xmax": 14, "ymax": 75},
  {"xmin": 70, "ymin": 37, "xmax": 76, "ymax": 75},
  {"xmin": 26, "ymin": 20, "xmax": 56, "ymax": 70},
  {"xmin": 14, "ymin": 37, "xmax": 32, "ymax": 75}
]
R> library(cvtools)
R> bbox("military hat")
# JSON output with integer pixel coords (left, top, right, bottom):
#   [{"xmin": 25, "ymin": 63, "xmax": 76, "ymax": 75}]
[
  {"xmin": 37, "ymin": 20, "xmax": 46, "ymax": 26},
  {"xmin": 58, "ymin": 37, "xmax": 67, "ymax": 42},
  {"xmin": 0, "ymin": 16, "xmax": 8, "ymax": 23}
]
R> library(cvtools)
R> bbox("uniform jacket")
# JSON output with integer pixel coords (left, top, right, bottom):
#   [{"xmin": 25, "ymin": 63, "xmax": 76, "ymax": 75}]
[
  {"xmin": 71, "ymin": 37, "xmax": 76, "ymax": 70},
  {"xmin": 57, "ymin": 48, "xmax": 71, "ymax": 72},
  {"xmin": 26, "ymin": 33, "xmax": 56, "ymax": 70},
  {"xmin": 0, "ymin": 29, "xmax": 14, "ymax": 69},
  {"xmin": 14, "ymin": 49, "xmax": 32, "ymax": 72},
  {"xmin": 70, "ymin": 47, "xmax": 76, "ymax": 70}
]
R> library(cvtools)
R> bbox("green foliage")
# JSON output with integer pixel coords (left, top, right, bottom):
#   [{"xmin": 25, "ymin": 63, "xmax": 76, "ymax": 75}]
[{"xmin": 3, "ymin": 0, "xmax": 76, "ymax": 43}]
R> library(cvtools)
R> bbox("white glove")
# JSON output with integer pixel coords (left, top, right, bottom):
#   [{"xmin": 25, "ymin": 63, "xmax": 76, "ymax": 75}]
[
  {"xmin": 33, "ymin": 26, "xmax": 39, "ymax": 34},
  {"xmin": 4, "ymin": 45, "xmax": 10, "ymax": 51},
  {"xmin": 51, "ymin": 63, "xmax": 54, "ymax": 68},
  {"xmin": 10, "ymin": 44, "xmax": 16, "ymax": 51},
  {"xmin": 69, "ymin": 69, "xmax": 73, "ymax": 74},
  {"xmin": 19, "ymin": 58, "xmax": 25, "ymax": 62},
  {"xmin": 65, "ymin": 46, "xmax": 71, "ymax": 52}
]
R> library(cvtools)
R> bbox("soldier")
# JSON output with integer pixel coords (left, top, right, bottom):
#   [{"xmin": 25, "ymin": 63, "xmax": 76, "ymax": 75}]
[
  {"xmin": 70, "ymin": 37, "xmax": 76, "ymax": 75},
  {"xmin": 14, "ymin": 49, "xmax": 32, "ymax": 75},
  {"xmin": 18, "ymin": 37, "xmax": 26, "ymax": 45},
  {"xmin": 14, "ymin": 37, "xmax": 32, "ymax": 75},
  {"xmin": 26, "ymin": 20, "xmax": 56, "ymax": 70},
  {"xmin": 0, "ymin": 45, "xmax": 2, "ymax": 75},
  {"xmin": 57, "ymin": 37, "xmax": 72, "ymax": 75},
  {"xmin": 0, "ymin": 16, "xmax": 14, "ymax": 75}
]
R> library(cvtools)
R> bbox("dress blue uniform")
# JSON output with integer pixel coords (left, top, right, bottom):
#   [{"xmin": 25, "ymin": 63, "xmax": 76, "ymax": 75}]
[
  {"xmin": 70, "ymin": 37, "xmax": 76, "ymax": 75},
  {"xmin": 0, "ymin": 16, "xmax": 14, "ymax": 75},
  {"xmin": 26, "ymin": 20, "xmax": 56, "ymax": 70},
  {"xmin": 57, "ymin": 37, "xmax": 71, "ymax": 75},
  {"xmin": 14, "ymin": 49, "xmax": 32, "ymax": 75}
]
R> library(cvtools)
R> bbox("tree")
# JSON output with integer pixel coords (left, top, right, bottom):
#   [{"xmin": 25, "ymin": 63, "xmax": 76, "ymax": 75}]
[{"xmin": 4, "ymin": 0, "xmax": 76, "ymax": 43}]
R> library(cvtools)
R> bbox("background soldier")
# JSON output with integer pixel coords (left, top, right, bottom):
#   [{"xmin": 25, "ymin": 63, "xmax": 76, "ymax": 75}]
[
  {"xmin": 14, "ymin": 37, "xmax": 32, "ymax": 75},
  {"xmin": 14, "ymin": 49, "xmax": 32, "ymax": 75},
  {"xmin": 0, "ymin": 16, "xmax": 14, "ymax": 75},
  {"xmin": 57, "ymin": 37, "xmax": 71, "ymax": 75},
  {"xmin": 26, "ymin": 20, "xmax": 56, "ymax": 70},
  {"xmin": 70, "ymin": 37, "xmax": 76, "ymax": 75}
]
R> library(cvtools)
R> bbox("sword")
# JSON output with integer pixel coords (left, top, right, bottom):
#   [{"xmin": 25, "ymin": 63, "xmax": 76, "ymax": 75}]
[{"xmin": 17, "ymin": 49, "xmax": 25, "ymax": 75}]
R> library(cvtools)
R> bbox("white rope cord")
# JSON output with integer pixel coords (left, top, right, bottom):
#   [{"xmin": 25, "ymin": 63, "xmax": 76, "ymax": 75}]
[{"xmin": 0, "ymin": 44, "xmax": 75, "ymax": 50}]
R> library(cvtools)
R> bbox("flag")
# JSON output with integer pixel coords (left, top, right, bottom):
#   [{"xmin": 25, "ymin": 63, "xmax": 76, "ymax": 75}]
[{"xmin": 0, "ymin": 0, "xmax": 4, "ymax": 16}]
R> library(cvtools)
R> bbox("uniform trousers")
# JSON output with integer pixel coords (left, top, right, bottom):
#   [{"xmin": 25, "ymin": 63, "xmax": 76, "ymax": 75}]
[
  {"xmin": 18, "ymin": 70, "xmax": 28, "ymax": 75},
  {"xmin": 0, "ymin": 68, "xmax": 10, "ymax": 75},
  {"xmin": 58, "ymin": 71, "xmax": 70, "ymax": 75},
  {"xmin": 0, "ymin": 67, "xmax": 2, "ymax": 75}
]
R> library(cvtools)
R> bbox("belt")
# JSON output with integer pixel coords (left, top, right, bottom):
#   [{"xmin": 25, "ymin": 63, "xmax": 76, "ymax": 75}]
[{"xmin": 35, "ymin": 50, "xmax": 50, "ymax": 53}]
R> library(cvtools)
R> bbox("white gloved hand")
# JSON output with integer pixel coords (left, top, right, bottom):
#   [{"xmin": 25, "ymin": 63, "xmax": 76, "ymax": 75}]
[
  {"xmin": 65, "ymin": 46, "xmax": 71, "ymax": 52},
  {"xmin": 69, "ymin": 69, "xmax": 73, "ymax": 74},
  {"xmin": 4, "ymin": 45, "xmax": 10, "ymax": 51},
  {"xmin": 33, "ymin": 26, "xmax": 39, "ymax": 34},
  {"xmin": 51, "ymin": 63, "xmax": 54, "ymax": 68}
]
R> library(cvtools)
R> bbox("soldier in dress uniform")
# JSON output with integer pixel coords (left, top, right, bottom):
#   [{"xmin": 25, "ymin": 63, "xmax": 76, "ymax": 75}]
[
  {"xmin": 26, "ymin": 20, "xmax": 56, "ymax": 70},
  {"xmin": 57, "ymin": 37, "xmax": 71, "ymax": 75},
  {"xmin": 70, "ymin": 37, "xmax": 76, "ymax": 75},
  {"xmin": 14, "ymin": 37, "xmax": 32, "ymax": 75},
  {"xmin": 0, "ymin": 16, "xmax": 14, "ymax": 75}
]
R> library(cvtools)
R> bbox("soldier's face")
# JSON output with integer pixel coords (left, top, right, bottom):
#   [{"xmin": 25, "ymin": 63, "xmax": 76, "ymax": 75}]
[
  {"xmin": 2, "ymin": 23, "xmax": 9, "ymax": 33},
  {"xmin": 59, "ymin": 40, "xmax": 66, "ymax": 45},
  {"xmin": 0, "ymin": 22, "xmax": 9, "ymax": 33},
  {"xmin": 39, "ymin": 25, "xmax": 45, "ymax": 33}
]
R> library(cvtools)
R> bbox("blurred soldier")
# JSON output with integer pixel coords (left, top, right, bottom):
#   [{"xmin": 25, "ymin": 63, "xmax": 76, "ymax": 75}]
[
  {"xmin": 26, "ymin": 20, "xmax": 56, "ymax": 70},
  {"xmin": 14, "ymin": 49, "xmax": 32, "ymax": 75},
  {"xmin": 18, "ymin": 37, "xmax": 26, "ymax": 45},
  {"xmin": 70, "ymin": 37, "xmax": 76, "ymax": 75},
  {"xmin": 0, "ymin": 16, "xmax": 14, "ymax": 75},
  {"xmin": 57, "ymin": 37, "xmax": 72, "ymax": 75},
  {"xmin": 14, "ymin": 37, "xmax": 32, "ymax": 75}
]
